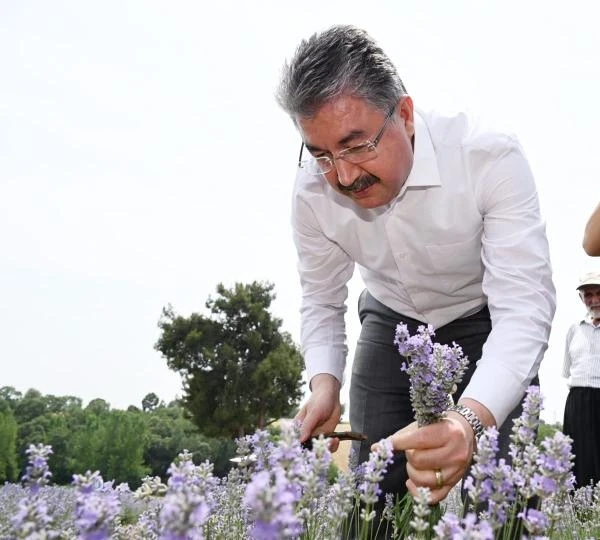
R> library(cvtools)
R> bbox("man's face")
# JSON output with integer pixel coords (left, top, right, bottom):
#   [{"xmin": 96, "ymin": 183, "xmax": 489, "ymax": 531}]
[
  {"xmin": 579, "ymin": 285, "xmax": 600, "ymax": 320},
  {"xmin": 295, "ymin": 95, "xmax": 415, "ymax": 209}
]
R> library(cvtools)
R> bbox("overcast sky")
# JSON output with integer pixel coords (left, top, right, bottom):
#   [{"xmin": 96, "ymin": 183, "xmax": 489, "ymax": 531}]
[{"xmin": 1, "ymin": 1, "xmax": 598, "ymax": 423}]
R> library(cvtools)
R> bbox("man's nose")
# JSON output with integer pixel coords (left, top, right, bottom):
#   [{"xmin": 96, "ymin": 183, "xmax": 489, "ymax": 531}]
[{"xmin": 334, "ymin": 159, "xmax": 359, "ymax": 187}]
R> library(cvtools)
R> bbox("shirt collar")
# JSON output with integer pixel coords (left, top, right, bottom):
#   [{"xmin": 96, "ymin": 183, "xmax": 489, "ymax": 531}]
[
  {"xmin": 396, "ymin": 109, "xmax": 442, "ymax": 199},
  {"xmin": 580, "ymin": 317, "xmax": 600, "ymax": 327}
]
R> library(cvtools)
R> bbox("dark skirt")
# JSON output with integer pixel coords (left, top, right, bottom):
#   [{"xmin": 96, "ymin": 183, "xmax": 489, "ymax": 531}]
[{"xmin": 563, "ymin": 386, "xmax": 600, "ymax": 488}]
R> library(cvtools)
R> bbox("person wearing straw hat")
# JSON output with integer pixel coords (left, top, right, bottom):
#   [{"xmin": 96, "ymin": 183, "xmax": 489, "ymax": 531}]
[{"xmin": 563, "ymin": 271, "xmax": 600, "ymax": 487}]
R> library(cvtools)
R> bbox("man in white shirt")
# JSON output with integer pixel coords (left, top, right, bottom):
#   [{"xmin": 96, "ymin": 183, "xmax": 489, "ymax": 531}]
[
  {"xmin": 563, "ymin": 272, "xmax": 600, "ymax": 487},
  {"xmin": 276, "ymin": 25, "xmax": 555, "ymax": 509}
]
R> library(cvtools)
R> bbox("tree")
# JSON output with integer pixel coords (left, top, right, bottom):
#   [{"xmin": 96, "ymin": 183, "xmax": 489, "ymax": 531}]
[
  {"xmin": 143, "ymin": 402, "xmax": 235, "ymax": 479},
  {"xmin": 0, "ymin": 408, "xmax": 18, "ymax": 482},
  {"xmin": 13, "ymin": 388, "xmax": 47, "ymax": 424},
  {"xmin": 70, "ymin": 409, "xmax": 149, "ymax": 487},
  {"xmin": 155, "ymin": 281, "xmax": 304, "ymax": 438},
  {"xmin": 85, "ymin": 398, "xmax": 111, "ymax": 415},
  {"xmin": 0, "ymin": 386, "xmax": 22, "ymax": 409},
  {"xmin": 142, "ymin": 392, "xmax": 160, "ymax": 412}
]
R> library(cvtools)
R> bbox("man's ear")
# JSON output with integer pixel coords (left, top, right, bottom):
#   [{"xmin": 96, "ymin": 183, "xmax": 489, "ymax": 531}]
[{"xmin": 399, "ymin": 95, "xmax": 415, "ymax": 137}]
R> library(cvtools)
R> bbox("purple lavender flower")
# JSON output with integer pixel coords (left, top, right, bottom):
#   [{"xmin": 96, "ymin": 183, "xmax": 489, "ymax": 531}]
[
  {"xmin": 509, "ymin": 385, "xmax": 543, "ymax": 498},
  {"xmin": 433, "ymin": 511, "xmax": 494, "ymax": 539},
  {"xmin": 244, "ymin": 468, "xmax": 303, "ymax": 539},
  {"xmin": 9, "ymin": 443, "xmax": 58, "ymax": 539},
  {"xmin": 239, "ymin": 429, "xmax": 273, "ymax": 474},
  {"xmin": 206, "ymin": 469, "xmax": 249, "ymax": 539},
  {"xmin": 395, "ymin": 323, "xmax": 468, "ymax": 426},
  {"xmin": 519, "ymin": 508, "xmax": 549, "ymax": 536},
  {"xmin": 433, "ymin": 512, "xmax": 462, "ymax": 537},
  {"xmin": 295, "ymin": 434, "xmax": 333, "ymax": 527},
  {"xmin": 159, "ymin": 451, "xmax": 219, "ymax": 539},
  {"xmin": 323, "ymin": 468, "xmax": 357, "ymax": 536},
  {"xmin": 22, "ymin": 444, "xmax": 53, "ymax": 495},
  {"xmin": 72, "ymin": 471, "xmax": 121, "ymax": 540},
  {"xmin": 535, "ymin": 431, "xmax": 576, "ymax": 528},
  {"xmin": 535, "ymin": 432, "xmax": 575, "ymax": 495},
  {"xmin": 358, "ymin": 438, "xmax": 394, "ymax": 511},
  {"xmin": 464, "ymin": 426, "xmax": 500, "ymax": 506},
  {"xmin": 10, "ymin": 494, "xmax": 57, "ymax": 539}
]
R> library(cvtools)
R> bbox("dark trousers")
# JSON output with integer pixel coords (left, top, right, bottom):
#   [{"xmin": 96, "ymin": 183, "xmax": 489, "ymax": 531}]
[
  {"xmin": 349, "ymin": 290, "xmax": 535, "ymax": 502},
  {"xmin": 563, "ymin": 386, "xmax": 600, "ymax": 488}
]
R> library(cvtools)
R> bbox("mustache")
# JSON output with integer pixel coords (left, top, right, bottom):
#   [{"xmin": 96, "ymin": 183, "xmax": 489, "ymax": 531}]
[{"xmin": 337, "ymin": 174, "xmax": 379, "ymax": 193}]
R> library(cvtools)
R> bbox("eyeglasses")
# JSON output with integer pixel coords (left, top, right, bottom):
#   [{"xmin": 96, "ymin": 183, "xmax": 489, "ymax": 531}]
[{"xmin": 297, "ymin": 105, "xmax": 396, "ymax": 176}]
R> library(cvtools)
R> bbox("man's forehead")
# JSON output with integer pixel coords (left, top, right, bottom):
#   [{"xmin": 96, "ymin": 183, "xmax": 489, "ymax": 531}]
[
  {"xmin": 580, "ymin": 285, "xmax": 600, "ymax": 293},
  {"xmin": 295, "ymin": 97, "xmax": 382, "ymax": 150}
]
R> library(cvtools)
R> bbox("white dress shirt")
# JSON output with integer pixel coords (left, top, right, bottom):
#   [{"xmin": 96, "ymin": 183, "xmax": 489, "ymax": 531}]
[
  {"xmin": 563, "ymin": 319, "xmax": 600, "ymax": 388},
  {"xmin": 291, "ymin": 108, "xmax": 556, "ymax": 427}
]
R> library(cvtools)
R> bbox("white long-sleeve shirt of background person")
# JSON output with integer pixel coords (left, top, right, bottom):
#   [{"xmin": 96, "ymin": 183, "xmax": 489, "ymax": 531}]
[
  {"xmin": 291, "ymin": 108, "xmax": 556, "ymax": 429},
  {"xmin": 563, "ymin": 320, "xmax": 600, "ymax": 388}
]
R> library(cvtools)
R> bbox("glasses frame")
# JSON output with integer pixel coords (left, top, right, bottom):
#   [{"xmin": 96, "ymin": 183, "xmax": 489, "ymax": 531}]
[{"xmin": 297, "ymin": 104, "xmax": 396, "ymax": 174}]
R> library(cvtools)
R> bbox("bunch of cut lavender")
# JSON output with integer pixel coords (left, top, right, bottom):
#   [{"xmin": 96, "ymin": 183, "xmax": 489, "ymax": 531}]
[{"xmin": 394, "ymin": 323, "xmax": 468, "ymax": 427}]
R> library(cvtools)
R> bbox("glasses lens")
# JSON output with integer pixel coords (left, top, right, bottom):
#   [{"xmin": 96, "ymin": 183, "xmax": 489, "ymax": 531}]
[
  {"xmin": 341, "ymin": 144, "xmax": 377, "ymax": 165},
  {"xmin": 300, "ymin": 157, "xmax": 332, "ymax": 175}
]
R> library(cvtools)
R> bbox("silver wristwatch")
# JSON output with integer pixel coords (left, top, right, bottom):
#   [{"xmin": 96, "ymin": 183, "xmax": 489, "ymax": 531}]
[{"xmin": 446, "ymin": 404, "xmax": 486, "ymax": 441}]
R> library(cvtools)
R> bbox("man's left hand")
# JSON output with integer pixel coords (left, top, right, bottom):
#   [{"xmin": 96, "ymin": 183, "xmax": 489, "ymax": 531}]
[{"xmin": 378, "ymin": 413, "xmax": 476, "ymax": 504}]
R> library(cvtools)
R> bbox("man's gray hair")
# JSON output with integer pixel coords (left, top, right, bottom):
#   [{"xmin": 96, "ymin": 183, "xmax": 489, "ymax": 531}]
[{"xmin": 276, "ymin": 25, "xmax": 407, "ymax": 119}]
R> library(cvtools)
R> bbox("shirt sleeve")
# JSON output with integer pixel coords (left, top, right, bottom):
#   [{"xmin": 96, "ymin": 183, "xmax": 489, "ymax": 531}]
[
  {"xmin": 291, "ymin": 184, "xmax": 355, "ymax": 386},
  {"xmin": 562, "ymin": 326, "xmax": 574, "ymax": 379},
  {"xmin": 460, "ymin": 136, "xmax": 557, "ymax": 427}
]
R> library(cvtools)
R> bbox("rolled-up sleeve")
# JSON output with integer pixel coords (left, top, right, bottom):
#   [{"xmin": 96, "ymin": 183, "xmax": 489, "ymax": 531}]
[
  {"xmin": 292, "ymin": 182, "xmax": 354, "ymax": 386},
  {"xmin": 562, "ymin": 326, "xmax": 574, "ymax": 379},
  {"xmin": 461, "ymin": 138, "xmax": 556, "ymax": 427}
]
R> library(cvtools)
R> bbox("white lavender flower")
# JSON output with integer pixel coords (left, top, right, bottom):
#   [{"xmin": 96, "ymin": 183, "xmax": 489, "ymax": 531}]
[
  {"xmin": 135, "ymin": 476, "xmax": 168, "ymax": 500},
  {"xmin": 409, "ymin": 487, "xmax": 432, "ymax": 536}
]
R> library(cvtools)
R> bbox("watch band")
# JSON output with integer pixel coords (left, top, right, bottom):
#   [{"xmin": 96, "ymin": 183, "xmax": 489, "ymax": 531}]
[{"xmin": 446, "ymin": 403, "xmax": 486, "ymax": 441}]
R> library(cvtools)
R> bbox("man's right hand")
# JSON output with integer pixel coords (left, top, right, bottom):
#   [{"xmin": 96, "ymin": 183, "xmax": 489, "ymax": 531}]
[{"xmin": 295, "ymin": 373, "xmax": 342, "ymax": 452}]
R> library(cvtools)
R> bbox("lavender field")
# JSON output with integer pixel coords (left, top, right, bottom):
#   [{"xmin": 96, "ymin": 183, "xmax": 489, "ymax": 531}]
[
  {"xmin": 2, "ymin": 386, "xmax": 600, "ymax": 539},
  {"xmin": 2, "ymin": 324, "xmax": 600, "ymax": 538}
]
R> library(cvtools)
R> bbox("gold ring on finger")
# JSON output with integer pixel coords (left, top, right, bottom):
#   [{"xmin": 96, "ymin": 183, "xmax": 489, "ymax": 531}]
[{"xmin": 434, "ymin": 468, "xmax": 444, "ymax": 488}]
